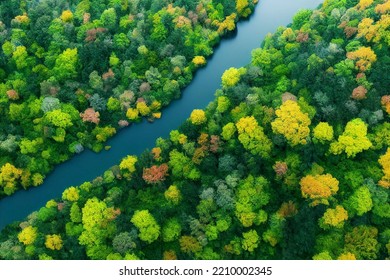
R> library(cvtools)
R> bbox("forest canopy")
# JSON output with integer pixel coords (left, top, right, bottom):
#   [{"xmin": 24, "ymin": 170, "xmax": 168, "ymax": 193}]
[
  {"xmin": 0, "ymin": 0, "xmax": 389, "ymax": 261},
  {"xmin": 0, "ymin": 0, "xmax": 257, "ymax": 197}
]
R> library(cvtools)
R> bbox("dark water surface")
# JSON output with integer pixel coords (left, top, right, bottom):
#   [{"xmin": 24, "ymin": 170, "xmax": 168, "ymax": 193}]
[{"xmin": 0, "ymin": 0, "xmax": 324, "ymax": 231}]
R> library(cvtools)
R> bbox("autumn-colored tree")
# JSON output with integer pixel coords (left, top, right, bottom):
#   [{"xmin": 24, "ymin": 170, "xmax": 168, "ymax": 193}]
[
  {"xmin": 61, "ymin": 10, "xmax": 73, "ymax": 22},
  {"xmin": 375, "ymin": 1, "xmax": 390, "ymax": 14},
  {"xmin": 273, "ymin": 161, "xmax": 288, "ymax": 177},
  {"xmin": 236, "ymin": 0, "xmax": 251, "ymax": 17},
  {"xmin": 356, "ymin": 0, "xmax": 373, "ymax": 11},
  {"xmin": 345, "ymin": 226, "xmax": 379, "ymax": 260},
  {"xmin": 6, "ymin": 90, "xmax": 19, "ymax": 100},
  {"xmin": 277, "ymin": 201, "xmax": 298, "ymax": 218},
  {"xmin": 0, "ymin": 163, "xmax": 23, "ymax": 195},
  {"xmin": 337, "ymin": 252, "xmax": 357, "ymax": 260},
  {"xmin": 151, "ymin": 147, "xmax": 162, "ymax": 161},
  {"xmin": 300, "ymin": 173, "xmax": 339, "ymax": 206},
  {"xmin": 216, "ymin": 13, "xmax": 237, "ymax": 34},
  {"xmin": 119, "ymin": 156, "xmax": 137, "ymax": 179},
  {"xmin": 329, "ymin": 118, "xmax": 372, "ymax": 158},
  {"xmin": 126, "ymin": 108, "xmax": 139, "ymax": 120},
  {"xmin": 130, "ymin": 210, "xmax": 160, "ymax": 244},
  {"xmin": 163, "ymin": 250, "xmax": 177, "ymax": 260},
  {"xmin": 313, "ymin": 122, "xmax": 334, "ymax": 143},
  {"xmin": 142, "ymin": 164, "xmax": 169, "ymax": 184},
  {"xmin": 179, "ymin": 235, "xmax": 201, "ymax": 254},
  {"xmin": 381, "ymin": 95, "xmax": 390, "ymax": 115},
  {"xmin": 18, "ymin": 226, "xmax": 37, "ymax": 246},
  {"xmin": 378, "ymin": 148, "xmax": 390, "ymax": 188},
  {"xmin": 346, "ymin": 46, "xmax": 377, "ymax": 72},
  {"xmin": 319, "ymin": 205, "xmax": 348, "ymax": 229},
  {"xmin": 357, "ymin": 18, "xmax": 377, "ymax": 42},
  {"xmin": 210, "ymin": 135, "xmax": 221, "ymax": 153},
  {"xmin": 136, "ymin": 101, "xmax": 151, "ymax": 116},
  {"xmin": 45, "ymin": 234, "xmax": 63, "ymax": 250},
  {"xmin": 271, "ymin": 100, "xmax": 311, "ymax": 146},
  {"xmin": 14, "ymin": 13, "xmax": 30, "ymax": 26},
  {"xmin": 236, "ymin": 116, "xmax": 272, "ymax": 158},
  {"xmin": 164, "ymin": 185, "xmax": 182, "ymax": 205},
  {"xmin": 62, "ymin": 186, "xmax": 80, "ymax": 202},
  {"xmin": 221, "ymin": 67, "xmax": 244, "ymax": 88},
  {"xmin": 190, "ymin": 109, "xmax": 207, "ymax": 125},
  {"xmin": 80, "ymin": 108, "xmax": 100, "ymax": 124},
  {"xmin": 351, "ymin": 86, "xmax": 368, "ymax": 100},
  {"xmin": 192, "ymin": 56, "xmax": 206, "ymax": 66}
]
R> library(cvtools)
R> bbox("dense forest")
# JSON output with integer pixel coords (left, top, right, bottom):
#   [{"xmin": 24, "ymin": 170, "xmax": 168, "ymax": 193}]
[
  {"xmin": 1, "ymin": 0, "xmax": 390, "ymax": 260},
  {"xmin": 0, "ymin": 0, "xmax": 257, "ymax": 197}
]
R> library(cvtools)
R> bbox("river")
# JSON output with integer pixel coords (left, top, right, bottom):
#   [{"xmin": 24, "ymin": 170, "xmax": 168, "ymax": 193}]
[{"xmin": 0, "ymin": 0, "xmax": 324, "ymax": 231}]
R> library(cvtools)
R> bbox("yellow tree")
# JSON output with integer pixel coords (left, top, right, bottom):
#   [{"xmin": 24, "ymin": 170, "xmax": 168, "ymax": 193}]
[
  {"xmin": 119, "ymin": 155, "xmax": 138, "ymax": 179},
  {"xmin": 189, "ymin": 109, "xmax": 207, "ymax": 125},
  {"xmin": 179, "ymin": 235, "xmax": 201, "ymax": 254},
  {"xmin": 45, "ymin": 234, "xmax": 63, "ymax": 250},
  {"xmin": 126, "ymin": 108, "xmax": 139, "ymax": 120},
  {"xmin": 236, "ymin": 0, "xmax": 251, "ymax": 17},
  {"xmin": 338, "ymin": 252, "xmax": 357, "ymax": 260},
  {"xmin": 0, "ymin": 163, "xmax": 23, "ymax": 195},
  {"xmin": 319, "ymin": 205, "xmax": 348, "ymax": 229},
  {"xmin": 378, "ymin": 148, "xmax": 390, "ymax": 188},
  {"xmin": 164, "ymin": 185, "xmax": 182, "ymax": 205},
  {"xmin": 236, "ymin": 116, "xmax": 272, "ymax": 158},
  {"xmin": 62, "ymin": 186, "xmax": 80, "ymax": 202},
  {"xmin": 375, "ymin": 1, "xmax": 390, "ymax": 14},
  {"xmin": 346, "ymin": 47, "xmax": 377, "ymax": 72},
  {"xmin": 329, "ymin": 118, "xmax": 372, "ymax": 158},
  {"xmin": 60, "ymin": 10, "xmax": 73, "ymax": 22},
  {"xmin": 221, "ymin": 67, "xmax": 245, "ymax": 88},
  {"xmin": 18, "ymin": 226, "xmax": 38, "ymax": 246},
  {"xmin": 271, "ymin": 100, "xmax": 311, "ymax": 146},
  {"xmin": 136, "ymin": 102, "xmax": 150, "ymax": 116},
  {"xmin": 192, "ymin": 56, "xmax": 206, "ymax": 66},
  {"xmin": 313, "ymin": 122, "xmax": 334, "ymax": 143},
  {"xmin": 356, "ymin": 0, "xmax": 373, "ymax": 11},
  {"xmin": 358, "ymin": 18, "xmax": 377, "ymax": 42},
  {"xmin": 300, "ymin": 173, "xmax": 339, "ymax": 206}
]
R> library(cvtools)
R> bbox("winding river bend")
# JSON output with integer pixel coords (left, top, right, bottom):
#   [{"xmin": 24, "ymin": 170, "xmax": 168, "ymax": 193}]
[{"xmin": 0, "ymin": 0, "xmax": 324, "ymax": 231}]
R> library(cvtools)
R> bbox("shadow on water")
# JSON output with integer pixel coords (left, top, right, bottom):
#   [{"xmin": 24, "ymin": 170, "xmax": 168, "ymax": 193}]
[{"xmin": 0, "ymin": 0, "xmax": 324, "ymax": 231}]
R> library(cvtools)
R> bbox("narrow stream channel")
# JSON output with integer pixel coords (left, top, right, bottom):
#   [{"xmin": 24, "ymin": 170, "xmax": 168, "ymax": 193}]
[{"xmin": 0, "ymin": 0, "xmax": 324, "ymax": 231}]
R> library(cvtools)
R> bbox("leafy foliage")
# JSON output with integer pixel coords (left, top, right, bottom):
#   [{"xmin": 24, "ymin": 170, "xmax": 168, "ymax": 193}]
[{"xmin": 1, "ymin": 0, "xmax": 389, "ymax": 261}]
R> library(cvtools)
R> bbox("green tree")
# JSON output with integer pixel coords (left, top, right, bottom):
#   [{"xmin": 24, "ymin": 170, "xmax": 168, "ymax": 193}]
[
  {"xmin": 52, "ymin": 48, "xmax": 78, "ymax": 82},
  {"xmin": 242, "ymin": 230, "xmax": 260, "ymax": 252},
  {"xmin": 130, "ymin": 210, "xmax": 160, "ymax": 244}
]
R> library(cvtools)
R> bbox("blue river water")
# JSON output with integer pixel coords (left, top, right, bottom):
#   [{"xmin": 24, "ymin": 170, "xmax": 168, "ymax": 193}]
[{"xmin": 0, "ymin": 0, "xmax": 324, "ymax": 231}]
